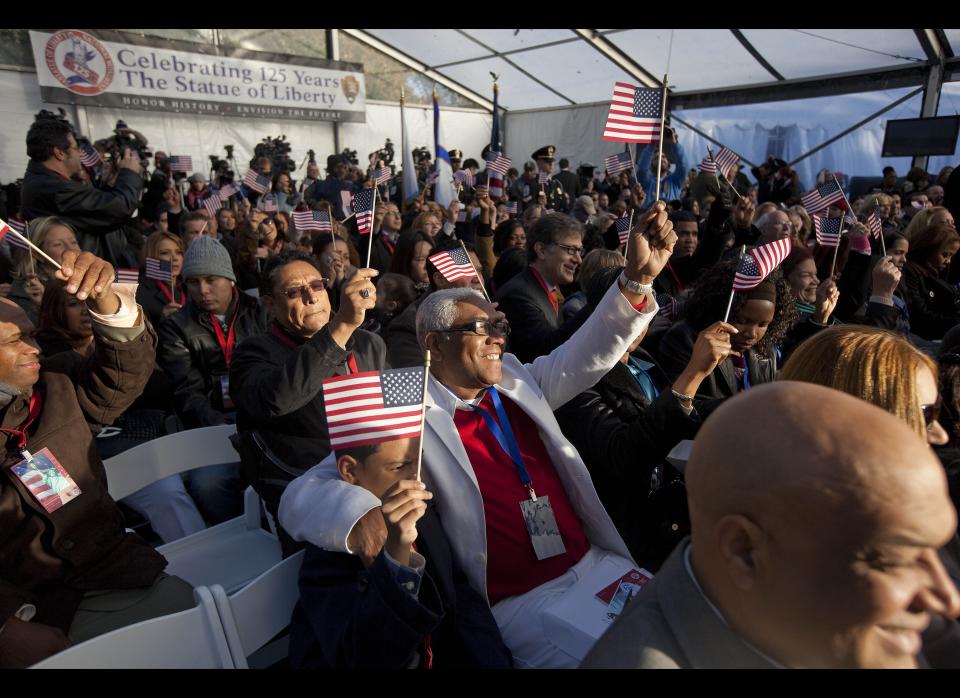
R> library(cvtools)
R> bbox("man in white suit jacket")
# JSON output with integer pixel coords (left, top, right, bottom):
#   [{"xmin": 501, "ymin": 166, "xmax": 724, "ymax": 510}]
[{"xmin": 280, "ymin": 203, "xmax": 679, "ymax": 667}]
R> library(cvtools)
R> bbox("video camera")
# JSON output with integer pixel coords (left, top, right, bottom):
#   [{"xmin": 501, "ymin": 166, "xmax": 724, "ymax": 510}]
[{"xmin": 96, "ymin": 119, "xmax": 152, "ymax": 168}]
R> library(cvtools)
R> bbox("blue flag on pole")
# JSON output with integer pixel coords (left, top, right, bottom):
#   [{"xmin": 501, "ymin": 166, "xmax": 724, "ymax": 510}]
[
  {"xmin": 433, "ymin": 94, "xmax": 456, "ymax": 207},
  {"xmin": 401, "ymin": 98, "xmax": 419, "ymax": 202}
]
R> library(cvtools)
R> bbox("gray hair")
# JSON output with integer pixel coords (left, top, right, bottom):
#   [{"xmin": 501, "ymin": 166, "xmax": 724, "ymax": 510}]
[
  {"xmin": 755, "ymin": 209, "xmax": 787, "ymax": 232},
  {"xmin": 416, "ymin": 288, "xmax": 486, "ymax": 349}
]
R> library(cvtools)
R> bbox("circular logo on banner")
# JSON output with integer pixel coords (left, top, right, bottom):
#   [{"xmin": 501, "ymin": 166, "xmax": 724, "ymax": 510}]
[
  {"xmin": 44, "ymin": 30, "xmax": 114, "ymax": 96},
  {"xmin": 341, "ymin": 75, "xmax": 360, "ymax": 104}
]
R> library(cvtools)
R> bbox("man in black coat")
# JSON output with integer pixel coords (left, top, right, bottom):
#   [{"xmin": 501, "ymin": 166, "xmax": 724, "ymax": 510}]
[
  {"xmin": 20, "ymin": 116, "xmax": 143, "ymax": 267},
  {"xmin": 229, "ymin": 251, "xmax": 385, "ymax": 524},
  {"xmin": 553, "ymin": 158, "xmax": 580, "ymax": 211}
]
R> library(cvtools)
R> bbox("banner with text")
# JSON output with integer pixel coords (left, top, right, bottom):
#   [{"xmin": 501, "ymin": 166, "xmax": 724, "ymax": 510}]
[{"xmin": 30, "ymin": 29, "xmax": 366, "ymax": 123}]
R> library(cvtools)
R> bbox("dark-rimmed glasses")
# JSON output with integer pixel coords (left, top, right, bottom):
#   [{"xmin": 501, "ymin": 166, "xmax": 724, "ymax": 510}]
[
  {"xmin": 441, "ymin": 320, "xmax": 511, "ymax": 337},
  {"xmin": 550, "ymin": 242, "xmax": 584, "ymax": 258}
]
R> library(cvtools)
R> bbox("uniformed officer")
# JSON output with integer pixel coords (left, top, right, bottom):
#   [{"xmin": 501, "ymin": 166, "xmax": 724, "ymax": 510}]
[
  {"xmin": 577, "ymin": 162, "xmax": 597, "ymax": 193},
  {"xmin": 449, "ymin": 149, "xmax": 463, "ymax": 173},
  {"xmin": 531, "ymin": 145, "xmax": 566, "ymax": 212}
]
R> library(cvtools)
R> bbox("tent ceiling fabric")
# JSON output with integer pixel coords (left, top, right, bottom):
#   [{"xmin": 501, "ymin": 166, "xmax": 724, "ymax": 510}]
[{"xmin": 355, "ymin": 29, "xmax": 946, "ymax": 112}]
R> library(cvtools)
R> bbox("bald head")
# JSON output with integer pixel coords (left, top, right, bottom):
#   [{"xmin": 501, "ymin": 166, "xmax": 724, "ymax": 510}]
[{"xmin": 685, "ymin": 381, "xmax": 959, "ymax": 668}]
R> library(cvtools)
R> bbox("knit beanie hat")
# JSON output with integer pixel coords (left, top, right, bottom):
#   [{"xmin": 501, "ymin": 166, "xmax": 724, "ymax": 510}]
[{"xmin": 181, "ymin": 236, "xmax": 236, "ymax": 282}]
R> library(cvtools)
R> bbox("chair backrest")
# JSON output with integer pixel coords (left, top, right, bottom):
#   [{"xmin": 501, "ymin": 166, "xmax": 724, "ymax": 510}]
[
  {"xmin": 31, "ymin": 586, "xmax": 234, "ymax": 669},
  {"xmin": 103, "ymin": 424, "xmax": 239, "ymax": 500},
  {"xmin": 211, "ymin": 550, "xmax": 306, "ymax": 668}
]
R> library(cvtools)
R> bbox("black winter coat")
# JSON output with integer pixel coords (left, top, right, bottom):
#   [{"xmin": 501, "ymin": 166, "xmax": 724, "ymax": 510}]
[
  {"xmin": 901, "ymin": 262, "xmax": 960, "ymax": 340},
  {"xmin": 136, "ymin": 278, "xmax": 186, "ymax": 331},
  {"xmin": 157, "ymin": 291, "xmax": 268, "ymax": 429}
]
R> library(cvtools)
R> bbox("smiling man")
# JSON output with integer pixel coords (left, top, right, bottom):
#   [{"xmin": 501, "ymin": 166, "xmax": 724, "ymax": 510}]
[
  {"xmin": 280, "ymin": 202, "xmax": 677, "ymax": 667},
  {"xmin": 582, "ymin": 381, "xmax": 960, "ymax": 668}
]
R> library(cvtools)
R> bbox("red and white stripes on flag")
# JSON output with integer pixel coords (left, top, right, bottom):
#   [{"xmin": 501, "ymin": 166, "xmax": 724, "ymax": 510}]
[
  {"xmin": 168, "ymin": 156, "xmax": 193, "ymax": 173},
  {"xmin": 0, "ymin": 219, "xmax": 30, "ymax": 250},
  {"xmin": 615, "ymin": 216, "xmax": 632, "ymax": 245},
  {"xmin": 145, "ymin": 257, "xmax": 172, "ymax": 282},
  {"xmin": 322, "ymin": 367, "xmax": 426, "ymax": 451},
  {"xmin": 700, "ymin": 147, "xmax": 740, "ymax": 179},
  {"xmin": 604, "ymin": 151, "xmax": 633, "ymax": 176},
  {"xmin": 867, "ymin": 212, "xmax": 883, "ymax": 239},
  {"xmin": 374, "ymin": 167, "xmax": 393, "ymax": 186},
  {"xmin": 732, "ymin": 238, "xmax": 792, "ymax": 291},
  {"xmin": 115, "ymin": 268, "xmax": 140, "ymax": 284},
  {"xmin": 603, "ymin": 82, "xmax": 663, "ymax": 143},
  {"xmin": 801, "ymin": 180, "xmax": 844, "ymax": 214},
  {"xmin": 454, "ymin": 170, "xmax": 475, "ymax": 188},
  {"xmin": 503, "ymin": 201, "xmax": 518, "ymax": 215},
  {"xmin": 218, "ymin": 182, "xmax": 241, "ymax": 201},
  {"xmin": 538, "ymin": 171, "xmax": 551, "ymax": 186},
  {"xmin": 260, "ymin": 198, "xmax": 278, "ymax": 213},
  {"xmin": 484, "ymin": 152, "xmax": 511, "ymax": 177},
  {"xmin": 813, "ymin": 215, "xmax": 843, "ymax": 248},
  {"xmin": 242, "ymin": 169, "xmax": 271, "ymax": 194},
  {"xmin": 353, "ymin": 189, "xmax": 375, "ymax": 235},
  {"xmin": 292, "ymin": 209, "xmax": 332, "ymax": 232},
  {"xmin": 428, "ymin": 248, "xmax": 477, "ymax": 283},
  {"xmin": 80, "ymin": 143, "xmax": 102, "ymax": 168},
  {"xmin": 203, "ymin": 196, "xmax": 222, "ymax": 217}
]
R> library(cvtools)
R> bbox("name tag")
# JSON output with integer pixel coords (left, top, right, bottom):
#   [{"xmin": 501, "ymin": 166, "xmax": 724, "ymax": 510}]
[
  {"xmin": 220, "ymin": 374, "xmax": 235, "ymax": 410},
  {"xmin": 519, "ymin": 495, "xmax": 566, "ymax": 561},
  {"xmin": 10, "ymin": 447, "xmax": 81, "ymax": 513}
]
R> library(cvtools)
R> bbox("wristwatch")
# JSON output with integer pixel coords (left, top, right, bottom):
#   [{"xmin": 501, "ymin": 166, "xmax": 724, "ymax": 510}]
[{"xmin": 619, "ymin": 271, "xmax": 653, "ymax": 296}]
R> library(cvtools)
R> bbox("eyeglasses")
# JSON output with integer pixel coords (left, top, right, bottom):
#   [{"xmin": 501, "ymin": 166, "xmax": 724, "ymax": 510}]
[
  {"xmin": 921, "ymin": 396, "xmax": 942, "ymax": 430},
  {"xmin": 442, "ymin": 320, "xmax": 511, "ymax": 337},
  {"xmin": 277, "ymin": 279, "xmax": 328, "ymax": 300},
  {"xmin": 550, "ymin": 242, "xmax": 584, "ymax": 258}
]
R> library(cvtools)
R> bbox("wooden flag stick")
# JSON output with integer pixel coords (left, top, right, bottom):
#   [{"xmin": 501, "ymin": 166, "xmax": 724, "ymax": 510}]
[
  {"xmin": 829, "ymin": 214, "xmax": 846, "ymax": 280},
  {"xmin": 27, "ymin": 246, "xmax": 35, "ymax": 277},
  {"xmin": 416, "ymin": 350, "xmax": 431, "ymax": 482},
  {"xmin": 365, "ymin": 189, "xmax": 377, "ymax": 269},
  {"xmin": 654, "ymin": 74, "xmax": 668, "ymax": 203},
  {"xmin": 723, "ymin": 245, "xmax": 747, "ymax": 323},
  {"xmin": 460, "ymin": 240, "xmax": 491, "ymax": 302},
  {"xmin": 623, "ymin": 209, "xmax": 635, "ymax": 261},
  {"xmin": 1, "ymin": 219, "xmax": 61, "ymax": 270},
  {"xmin": 874, "ymin": 202, "xmax": 887, "ymax": 256}
]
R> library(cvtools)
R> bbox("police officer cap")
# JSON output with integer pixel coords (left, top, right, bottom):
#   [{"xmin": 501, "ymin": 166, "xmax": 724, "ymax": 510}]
[
  {"xmin": 448, "ymin": 149, "xmax": 463, "ymax": 161},
  {"xmin": 531, "ymin": 145, "xmax": 556, "ymax": 161}
]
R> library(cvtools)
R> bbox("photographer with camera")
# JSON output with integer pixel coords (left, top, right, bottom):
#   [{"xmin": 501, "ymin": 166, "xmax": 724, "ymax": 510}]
[
  {"xmin": 21, "ymin": 113, "xmax": 145, "ymax": 269},
  {"xmin": 636, "ymin": 126, "xmax": 687, "ymax": 206}
]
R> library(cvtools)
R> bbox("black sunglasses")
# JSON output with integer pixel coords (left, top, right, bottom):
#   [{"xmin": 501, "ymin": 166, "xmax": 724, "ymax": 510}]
[{"xmin": 921, "ymin": 396, "xmax": 942, "ymax": 430}]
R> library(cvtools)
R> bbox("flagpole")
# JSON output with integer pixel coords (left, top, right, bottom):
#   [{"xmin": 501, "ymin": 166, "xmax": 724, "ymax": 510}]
[
  {"xmin": 366, "ymin": 187, "xmax": 377, "ymax": 269},
  {"xmin": 829, "ymin": 216, "xmax": 845, "ymax": 280},
  {"xmin": 416, "ymin": 350, "xmax": 431, "ymax": 482},
  {"xmin": 1, "ymin": 219, "xmax": 61, "ymax": 270},
  {"xmin": 654, "ymin": 74, "xmax": 668, "ymax": 203},
  {"xmin": 623, "ymin": 209, "xmax": 635, "ymax": 262},
  {"xmin": 874, "ymin": 201, "xmax": 887, "ymax": 256},
  {"xmin": 460, "ymin": 240, "xmax": 491, "ymax": 302},
  {"xmin": 723, "ymin": 245, "xmax": 746, "ymax": 324}
]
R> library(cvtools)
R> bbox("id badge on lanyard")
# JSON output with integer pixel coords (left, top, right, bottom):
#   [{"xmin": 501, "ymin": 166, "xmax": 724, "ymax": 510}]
[{"xmin": 476, "ymin": 388, "xmax": 566, "ymax": 561}]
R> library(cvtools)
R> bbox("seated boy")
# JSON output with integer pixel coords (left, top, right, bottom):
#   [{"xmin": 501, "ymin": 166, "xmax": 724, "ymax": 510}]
[{"xmin": 288, "ymin": 436, "xmax": 513, "ymax": 669}]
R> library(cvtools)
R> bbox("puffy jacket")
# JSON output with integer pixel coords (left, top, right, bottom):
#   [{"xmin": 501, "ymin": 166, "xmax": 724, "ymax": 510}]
[{"xmin": 157, "ymin": 290, "xmax": 268, "ymax": 428}]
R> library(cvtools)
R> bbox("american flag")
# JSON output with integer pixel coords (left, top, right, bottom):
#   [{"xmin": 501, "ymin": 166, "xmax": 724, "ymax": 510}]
[
  {"xmin": 168, "ymin": 155, "xmax": 193, "ymax": 173},
  {"xmin": 615, "ymin": 215, "xmax": 632, "ymax": 245},
  {"xmin": 656, "ymin": 292, "xmax": 681, "ymax": 323},
  {"xmin": 260, "ymin": 198, "xmax": 278, "ymax": 213},
  {"xmin": 698, "ymin": 154, "xmax": 716, "ymax": 175},
  {"xmin": 504, "ymin": 201, "xmax": 518, "ymax": 215},
  {"xmin": 489, "ymin": 176, "xmax": 504, "ymax": 200},
  {"xmin": 454, "ymin": 170, "xmax": 474, "ymax": 188},
  {"xmin": 115, "ymin": 268, "xmax": 140, "ymax": 284},
  {"xmin": 218, "ymin": 182, "xmax": 241, "ymax": 201},
  {"xmin": 292, "ymin": 209, "xmax": 332, "ymax": 232},
  {"xmin": 484, "ymin": 152, "xmax": 512, "ymax": 177},
  {"xmin": 428, "ymin": 247, "xmax": 477, "ymax": 283},
  {"xmin": 203, "ymin": 196, "xmax": 222, "ymax": 217},
  {"xmin": 700, "ymin": 147, "xmax": 739, "ymax": 180},
  {"xmin": 813, "ymin": 215, "xmax": 842, "ymax": 248},
  {"xmin": 867, "ymin": 211, "xmax": 883, "ymax": 239},
  {"xmin": 145, "ymin": 257, "xmax": 172, "ymax": 282},
  {"xmin": 801, "ymin": 180, "xmax": 844, "ymax": 214},
  {"xmin": 243, "ymin": 169, "xmax": 271, "ymax": 194},
  {"xmin": 80, "ymin": 143, "xmax": 102, "ymax": 168},
  {"xmin": 603, "ymin": 83, "xmax": 663, "ymax": 143},
  {"xmin": 538, "ymin": 171, "xmax": 551, "ymax": 186},
  {"xmin": 604, "ymin": 151, "xmax": 633, "ymax": 176},
  {"xmin": 732, "ymin": 238, "xmax": 792, "ymax": 291},
  {"xmin": 0, "ymin": 219, "xmax": 30, "ymax": 250},
  {"xmin": 425, "ymin": 171, "xmax": 439, "ymax": 188},
  {"xmin": 322, "ymin": 367, "xmax": 426, "ymax": 450},
  {"xmin": 374, "ymin": 166, "xmax": 393, "ymax": 186},
  {"xmin": 353, "ymin": 189, "xmax": 375, "ymax": 235}
]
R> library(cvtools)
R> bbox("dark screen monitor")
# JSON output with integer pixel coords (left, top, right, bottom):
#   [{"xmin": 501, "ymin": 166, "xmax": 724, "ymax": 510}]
[{"xmin": 882, "ymin": 116, "xmax": 960, "ymax": 157}]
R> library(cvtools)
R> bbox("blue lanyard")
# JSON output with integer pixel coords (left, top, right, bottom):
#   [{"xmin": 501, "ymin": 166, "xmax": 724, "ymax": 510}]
[
  {"xmin": 473, "ymin": 388, "xmax": 535, "ymax": 497},
  {"xmin": 742, "ymin": 354, "xmax": 751, "ymax": 390}
]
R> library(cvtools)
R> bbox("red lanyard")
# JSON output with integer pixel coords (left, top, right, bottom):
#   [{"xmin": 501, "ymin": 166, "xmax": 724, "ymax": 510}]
[
  {"xmin": 665, "ymin": 262, "xmax": 684, "ymax": 295},
  {"xmin": 1, "ymin": 388, "xmax": 44, "ymax": 453},
  {"xmin": 154, "ymin": 280, "xmax": 182, "ymax": 305},
  {"xmin": 269, "ymin": 323, "xmax": 359, "ymax": 374},
  {"xmin": 210, "ymin": 292, "xmax": 240, "ymax": 367},
  {"xmin": 380, "ymin": 233, "xmax": 396, "ymax": 256},
  {"xmin": 529, "ymin": 267, "xmax": 558, "ymax": 316}
]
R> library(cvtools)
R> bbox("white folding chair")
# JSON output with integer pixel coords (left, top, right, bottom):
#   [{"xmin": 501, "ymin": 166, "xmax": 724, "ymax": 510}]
[
  {"xmin": 210, "ymin": 550, "xmax": 306, "ymax": 669},
  {"xmin": 103, "ymin": 425, "xmax": 281, "ymax": 593},
  {"xmin": 31, "ymin": 586, "xmax": 234, "ymax": 669}
]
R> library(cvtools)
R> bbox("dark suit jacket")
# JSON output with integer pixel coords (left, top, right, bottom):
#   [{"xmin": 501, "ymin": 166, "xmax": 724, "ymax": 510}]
[
  {"xmin": 554, "ymin": 170, "xmax": 580, "ymax": 208},
  {"xmin": 581, "ymin": 540, "xmax": 778, "ymax": 668},
  {"xmin": 496, "ymin": 267, "xmax": 583, "ymax": 364},
  {"xmin": 356, "ymin": 232, "xmax": 393, "ymax": 276},
  {"xmin": 289, "ymin": 504, "xmax": 513, "ymax": 669}
]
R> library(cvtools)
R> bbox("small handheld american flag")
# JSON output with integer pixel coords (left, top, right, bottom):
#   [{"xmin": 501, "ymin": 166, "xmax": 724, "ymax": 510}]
[
  {"xmin": 504, "ymin": 201, "xmax": 518, "ymax": 215},
  {"xmin": 260, "ymin": 198, "xmax": 278, "ymax": 213},
  {"xmin": 813, "ymin": 215, "xmax": 842, "ymax": 248},
  {"xmin": 428, "ymin": 248, "xmax": 477, "ymax": 283},
  {"xmin": 292, "ymin": 209, "xmax": 332, "ymax": 233},
  {"xmin": 80, "ymin": 143, "xmax": 102, "ymax": 168},
  {"xmin": 203, "ymin": 196, "xmax": 222, "ymax": 217},
  {"xmin": 708, "ymin": 147, "xmax": 739, "ymax": 180},
  {"xmin": 373, "ymin": 167, "xmax": 393, "ymax": 186},
  {"xmin": 604, "ymin": 151, "xmax": 633, "ymax": 176},
  {"xmin": 353, "ymin": 189, "xmax": 375, "ymax": 235},
  {"xmin": 615, "ymin": 216, "xmax": 632, "ymax": 245},
  {"xmin": 243, "ymin": 169, "xmax": 271, "ymax": 194},
  {"xmin": 867, "ymin": 212, "xmax": 883, "ymax": 239},
  {"xmin": 484, "ymin": 152, "xmax": 511, "ymax": 177},
  {"xmin": 801, "ymin": 180, "xmax": 844, "ymax": 214},
  {"xmin": 538, "ymin": 171, "xmax": 551, "ymax": 186},
  {"xmin": 322, "ymin": 367, "xmax": 426, "ymax": 451},
  {"xmin": 454, "ymin": 170, "xmax": 475, "ymax": 188},
  {"xmin": 168, "ymin": 155, "xmax": 193, "ymax": 173},
  {"xmin": 603, "ymin": 82, "xmax": 663, "ymax": 143},
  {"xmin": 732, "ymin": 238, "xmax": 792, "ymax": 291},
  {"xmin": 218, "ymin": 182, "xmax": 241, "ymax": 201},
  {"xmin": 115, "ymin": 268, "xmax": 140, "ymax": 284},
  {"xmin": 0, "ymin": 220, "xmax": 30, "ymax": 250},
  {"xmin": 145, "ymin": 257, "xmax": 173, "ymax": 282}
]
